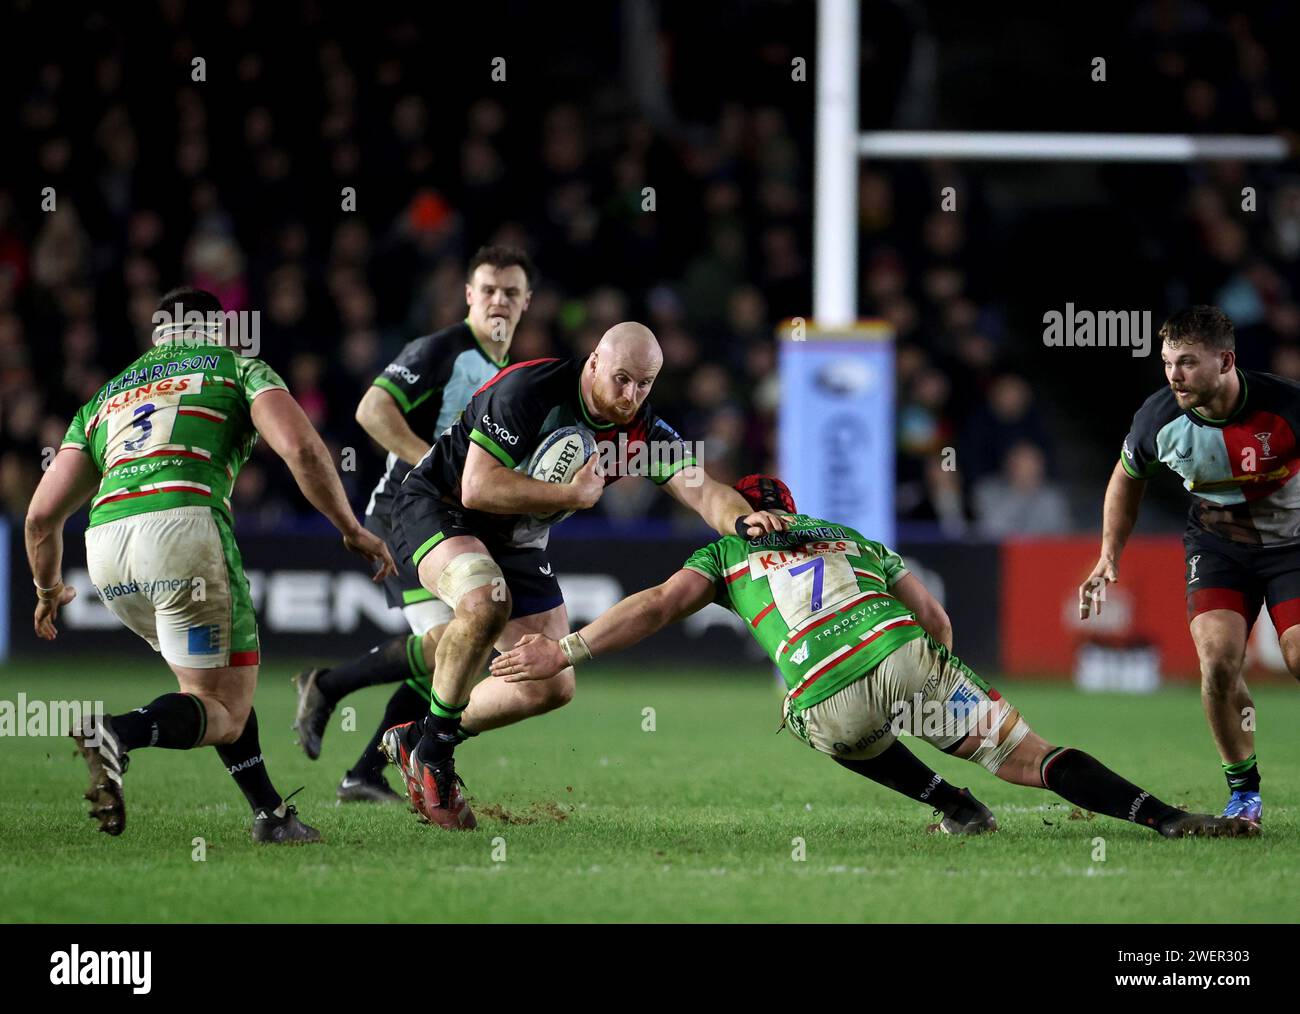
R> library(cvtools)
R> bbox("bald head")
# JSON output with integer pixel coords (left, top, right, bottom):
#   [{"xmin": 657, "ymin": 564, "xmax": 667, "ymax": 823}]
[
  {"xmin": 596, "ymin": 321, "xmax": 662, "ymax": 370},
  {"xmin": 584, "ymin": 321, "xmax": 663, "ymax": 425}
]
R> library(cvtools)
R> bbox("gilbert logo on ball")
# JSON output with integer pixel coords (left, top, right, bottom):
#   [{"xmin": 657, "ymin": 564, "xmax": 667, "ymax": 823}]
[{"xmin": 526, "ymin": 426, "xmax": 598, "ymax": 525}]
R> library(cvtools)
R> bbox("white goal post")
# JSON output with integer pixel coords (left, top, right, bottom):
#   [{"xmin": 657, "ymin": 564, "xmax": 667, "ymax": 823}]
[{"xmin": 813, "ymin": 0, "xmax": 1292, "ymax": 327}]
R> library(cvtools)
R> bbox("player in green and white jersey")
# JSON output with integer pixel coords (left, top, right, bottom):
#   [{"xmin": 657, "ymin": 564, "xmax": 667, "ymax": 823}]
[
  {"xmin": 492, "ymin": 475, "xmax": 1257, "ymax": 839},
  {"xmin": 24, "ymin": 287, "xmax": 395, "ymax": 842}
]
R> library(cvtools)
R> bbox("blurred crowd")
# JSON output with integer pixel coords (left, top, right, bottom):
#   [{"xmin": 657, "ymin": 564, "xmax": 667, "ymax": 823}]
[
  {"xmin": 0, "ymin": 1, "xmax": 1297, "ymax": 539},
  {"xmin": 0, "ymin": 1, "xmax": 820, "ymax": 532},
  {"xmin": 889, "ymin": 0, "xmax": 1300, "ymax": 536}
]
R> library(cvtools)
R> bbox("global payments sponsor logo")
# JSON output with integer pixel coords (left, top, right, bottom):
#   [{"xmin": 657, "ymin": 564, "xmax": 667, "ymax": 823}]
[
  {"xmin": 0, "ymin": 694, "xmax": 105, "ymax": 740},
  {"xmin": 49, "ymin": 946, "xmax": 151, "ymax": 994},
  {"xmin": 97, "ymin": 577, "xmax": 194, "ymax": 602},
  {"xmin": 1042, "ymin": 304, "xmax": 1152, "ymax": 358}
]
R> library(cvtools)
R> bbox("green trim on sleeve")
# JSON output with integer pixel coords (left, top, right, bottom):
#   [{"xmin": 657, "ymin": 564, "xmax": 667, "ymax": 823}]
[
  {"xmin": 1119, "ymin": 453, "xmax": 1155, "ymax": 480},
  {"xmin": 236, "ymin": 356, "xmax": 289, "ymax": 401},
  {"xmin": 372, "ymin": 376, "xmax": 413, "ymax": 413},
  {"xmin": 406, "ymin": 387, "xmax": 438, "ymax": 412},
  {"xmin": 651, "ymin": 455, "xmax": 697, "ymax": 485},
  {"xmin": 469, "ymin": 428, "xmax": 517, "ymax": 467}
]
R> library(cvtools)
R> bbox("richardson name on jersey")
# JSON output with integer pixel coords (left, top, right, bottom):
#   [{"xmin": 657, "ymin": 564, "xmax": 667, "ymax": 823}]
[{"xmin": 100, "ymin": 356, "xmax": 222, "ymax": 398}]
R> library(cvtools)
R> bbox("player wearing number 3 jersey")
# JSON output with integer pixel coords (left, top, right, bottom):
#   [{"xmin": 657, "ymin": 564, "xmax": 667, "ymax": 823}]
[
  {"xmin": 24, "ymin": 287, "xmax": 395, "ymax": 843},
  {"xmin": 491, "ymin": 475, "xmax": 1258, "ymax": 840}
]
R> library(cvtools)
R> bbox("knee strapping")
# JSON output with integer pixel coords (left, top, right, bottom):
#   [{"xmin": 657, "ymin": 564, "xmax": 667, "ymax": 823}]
[
  {"xmin": 435, "ymin": 553, "xmax": 503, "ymax": 611},
  {"xmin": 968, "ymin": 704, "xmax": 1031, "ymax": 774}
]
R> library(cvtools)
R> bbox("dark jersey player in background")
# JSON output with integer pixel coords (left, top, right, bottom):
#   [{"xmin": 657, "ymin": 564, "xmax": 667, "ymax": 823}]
[
  {"xmin": 381, "ymin": 322, "xmax": 786, "ymax": 829},
  {"xmin": 290, "ymin": 246, "xmax": 531, "ymax": 802},
  {"xmin": 1081, "ymin": 305, "xmax": 1300, "ymax": 827},
  {"xmin": 491, "ymin": 476, "xmax": 1255, "ymax": 840}
]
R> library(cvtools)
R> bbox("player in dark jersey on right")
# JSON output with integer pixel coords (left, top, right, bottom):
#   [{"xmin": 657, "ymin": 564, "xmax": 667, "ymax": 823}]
[
  {"xmin": 493, "ymin": 476, "xmax": 1258, "ymax": 839},
  {"xmin": 290, "ymin": 246, "xmax": 530, "ymax": 802},
  {"xmin": 1081, "ymin": 305, "xmax": 1300, "ymax": 828}
]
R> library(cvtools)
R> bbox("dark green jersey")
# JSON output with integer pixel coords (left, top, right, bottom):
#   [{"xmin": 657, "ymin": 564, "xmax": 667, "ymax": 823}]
[
  {"xmin": 682, "ymin": 514, "xmax": 923, "ymax": 712},
  {"xmin": 60, "ymin": 338, "xmax": 288, "ymax": 528}
]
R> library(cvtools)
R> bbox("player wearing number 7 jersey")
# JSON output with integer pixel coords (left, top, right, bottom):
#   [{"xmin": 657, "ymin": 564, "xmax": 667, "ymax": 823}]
[
  {"xmin": 491, "ymin": 475, "xmax": 1258, "ymax": 839},
  {"xmin": 24, "ymin": 287, "xmax": 395, "ymax": 843}
]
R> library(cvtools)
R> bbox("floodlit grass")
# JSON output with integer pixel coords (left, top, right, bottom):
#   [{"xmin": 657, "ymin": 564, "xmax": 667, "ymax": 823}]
[{"xmin": 1, "ymin": 659, "xmax": 1296, "ymax": 922}]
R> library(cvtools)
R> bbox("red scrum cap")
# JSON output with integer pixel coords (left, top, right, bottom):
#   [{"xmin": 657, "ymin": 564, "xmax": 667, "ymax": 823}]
[{"xmin": 733, "ymin": 474, "xmax": 797, "ymax": 514}]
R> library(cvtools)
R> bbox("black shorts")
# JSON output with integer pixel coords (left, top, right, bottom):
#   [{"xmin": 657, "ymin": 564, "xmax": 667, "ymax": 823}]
[
  {"xmin": 390, "ymin": 486, "xmax": 564, "ymax": 620},
  {"xmin": 1184, "ymin": 525, "xmax": 1300, "ymax": 633},
  {"xmin": 365, "ymin": 510, "xmax": 426, "ymax": 611}
]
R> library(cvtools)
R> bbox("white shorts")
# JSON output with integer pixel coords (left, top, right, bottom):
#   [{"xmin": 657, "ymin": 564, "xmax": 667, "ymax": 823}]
[
  {"xmin": 784, "ymin": 635, "xmax": 1005, "ymax": 760},
  {"xmin": 402, "ymin": 598, "xmax": 452, "ymax": 636},
  {"xmin": 85, "ymin": 505, "xmax": 261, "ymax": 669}
]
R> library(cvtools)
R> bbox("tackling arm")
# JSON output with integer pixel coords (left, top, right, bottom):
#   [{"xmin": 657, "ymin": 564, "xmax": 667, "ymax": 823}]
[
  {"xmin": 489, "ymin": 569, "xmax": 718, "ymax": 682},
  {"xmin": 663, "ymin": 466, "xmax": 786, "ymax": 538}
]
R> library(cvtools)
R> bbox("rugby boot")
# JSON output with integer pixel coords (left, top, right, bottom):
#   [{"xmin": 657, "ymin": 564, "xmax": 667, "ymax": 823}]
[
  {"xmin": 933, "ymin": 787, "xmax": 998, "ymax": 835},
  {"xmin": 1157, "ymin": 811, "xmax": 1259, "ymax": 838},
  {"xmin": 1221, "ymin": 790, "xmax": 1262, "ymax": 828},
  {"xmin": 71, "ymin": 713, "xmax": 128, "ymax": 837},
  {"xmin": 336, "ymin": 770, "xmax": 403, "ymax": 803},
  {"xmin": 380, "ymin": 721, "xmax": 427, "ymax": 812},
  {"xmin": 251, "ymin": 804, "xmax": 322, "ymax": 843},
  {"xmin": 291, "ymin": 668, "xmax": 333, "ymax": 760}
]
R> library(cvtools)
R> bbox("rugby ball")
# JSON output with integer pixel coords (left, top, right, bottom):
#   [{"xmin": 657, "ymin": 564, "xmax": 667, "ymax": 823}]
[{"xmin": 526, "ymin": 426, "xmax": 598, "ymax": 525}]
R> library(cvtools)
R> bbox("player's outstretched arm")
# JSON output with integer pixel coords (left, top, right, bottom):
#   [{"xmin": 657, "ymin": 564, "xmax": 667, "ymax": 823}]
[
  {"xmin": 490, "ymin": 569, "xmax": 717, "ymax": 682},
  {"xmin": 1079, "ymin": 459, "xmax": 1147, "ymax": 619},
  {"xmin": 460, "ymin": 443, "xmax": 603, "ymax": 515},
  {"xmin": 355, "ymin": 385, "xmax": 432, "ymax": 467},
  {"xmin": 25, "ymin": 448, "xmax": 101, "ymax": 639},
  {"xmin": 251, "ymin": 389, "xmax": 396, "ymax": 580},
  {"xmin": 662, "ymin": 466, "xmax": 786, "ymax": 538}
]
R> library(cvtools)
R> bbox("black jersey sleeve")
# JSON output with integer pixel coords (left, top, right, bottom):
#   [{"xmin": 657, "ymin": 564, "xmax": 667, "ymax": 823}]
[
  {"xmin": 641, "ymin": 407, "xmax": 698, "ymax": 485},
  {"xmin": 372, "ymin": 333, "xmax": 457, "ymax": 414},
  {"xmin": 1120, "ymin": 388, "xmax": 1172, "ymax": 479},
  {"xmin": 465, "ymin": 362, "xmax": 558, "ymax": 469}
]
